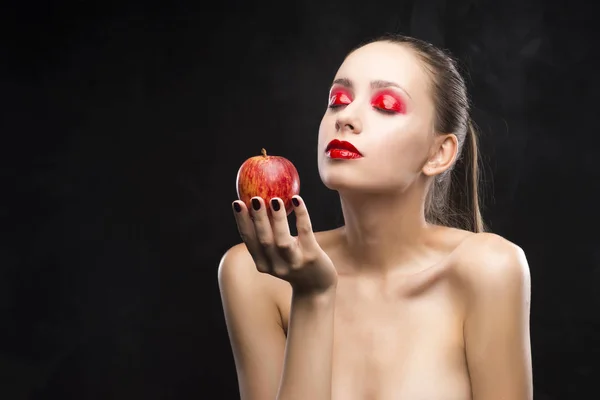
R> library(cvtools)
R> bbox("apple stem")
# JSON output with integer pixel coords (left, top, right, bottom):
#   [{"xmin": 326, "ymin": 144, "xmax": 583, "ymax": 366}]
[{"xmin": 261, "ymin": 148, "xmax": 267, "ymax": 158}]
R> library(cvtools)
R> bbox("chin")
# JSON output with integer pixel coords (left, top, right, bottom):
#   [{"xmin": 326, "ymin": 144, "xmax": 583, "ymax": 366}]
[
  {"xmin": 319, "ymin": 170, "xmax": 381, "ymax": 193},
  {"xmin": 319, "ymin": 173, "xmax": 351, "ymax": 191},
  {"xmin": 321, "ymin": 170, "xmax": 413, "ymax": 197},
  {"xmin": 318, "ymin": 154, "xmax": 362, "ymax": 184}
]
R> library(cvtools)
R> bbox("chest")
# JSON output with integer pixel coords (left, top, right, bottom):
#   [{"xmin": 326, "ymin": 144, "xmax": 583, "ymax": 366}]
[{"xmin": 280, "ymin": 277, "xmax": 471, "ymax": 399}]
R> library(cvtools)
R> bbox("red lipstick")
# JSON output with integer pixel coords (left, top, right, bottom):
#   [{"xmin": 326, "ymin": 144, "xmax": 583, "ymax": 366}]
[{"xmin": 325, "ymin": 139, "xmax": 363, "ymax": 159}]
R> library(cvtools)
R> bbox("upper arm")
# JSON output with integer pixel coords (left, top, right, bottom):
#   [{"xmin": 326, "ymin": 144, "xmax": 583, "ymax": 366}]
[
  {"xmin": 461, "ymin": 234, "xmax": 533, "ymax": 400},
  {"xmin": 218, "ymin": 244, "xmax": 287, "ymax": 400}
]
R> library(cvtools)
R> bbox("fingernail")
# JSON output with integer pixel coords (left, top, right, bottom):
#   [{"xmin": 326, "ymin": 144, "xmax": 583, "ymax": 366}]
[
  {"xmin": 271, "ymin": 198, "xmax": 280, "ymax": 211},
  {"xmin": 252, "ymin": 198, "xmax": 261, "ymax": 210},
  {"xmin": 292, "ymin": 197, "xmax": 300, "ymax": 207},
  {"xmin": 233, "ymin": 202, "xmax": 241, "ymax": 213}
]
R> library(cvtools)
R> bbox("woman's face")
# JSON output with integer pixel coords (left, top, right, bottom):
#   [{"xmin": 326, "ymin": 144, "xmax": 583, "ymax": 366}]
[{"xmin": 318, "ymin": 41, "xmax": 437, "ymax": 194}]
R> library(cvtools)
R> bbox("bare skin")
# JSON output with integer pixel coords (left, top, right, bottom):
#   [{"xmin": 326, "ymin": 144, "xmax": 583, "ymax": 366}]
[
  {"xmin": 219, "ymin": 40, "xmax": 532, "ymax": 399},
  {"xmin": 219, "ymin": 226, "xmax": 531, "ymax": 400}
]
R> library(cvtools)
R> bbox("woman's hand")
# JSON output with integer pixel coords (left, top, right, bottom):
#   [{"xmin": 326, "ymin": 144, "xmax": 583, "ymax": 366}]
[{"xmin": 232, "ymin": 195, "xmax": 337, "ymax": 295}]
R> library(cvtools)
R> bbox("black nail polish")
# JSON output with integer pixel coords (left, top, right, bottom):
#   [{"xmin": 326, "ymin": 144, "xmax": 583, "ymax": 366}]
[
  {"xmin": 292, "ymin": 197, "xmax": 300, "ymax": 207},
  {"xmin": 252, "ymin": 198, "xmax": 261, "ymax": 210},
  {"xmin": 233, "ymin": 202, "xmax": 241, "ymax": 213},
  {"xmin": 271, "ymin": 199, "xmax": 280, "ymax": 211}
]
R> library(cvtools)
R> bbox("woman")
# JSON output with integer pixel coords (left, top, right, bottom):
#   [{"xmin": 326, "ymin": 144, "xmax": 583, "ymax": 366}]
[{"xmin": 218, "ymin": 34, "xmax": 533, "ymax": 400}]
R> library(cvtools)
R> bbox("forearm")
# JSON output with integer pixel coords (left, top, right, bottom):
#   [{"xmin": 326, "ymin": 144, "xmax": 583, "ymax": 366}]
[{"xmin": 276, "ymin": 288, "xmax": 336, "ymax": 400}]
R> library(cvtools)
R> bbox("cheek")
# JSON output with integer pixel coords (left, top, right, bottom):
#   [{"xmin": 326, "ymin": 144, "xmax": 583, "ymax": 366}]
[
  {"xmin": 370, "ymin": 126, "xmax": 431, "ymax": 172},
  {"xmin": 317, "ymin": 118, "xmax": 328, "ymax": 146},
  {"xmin": 318, "ymin": 113, "xmax": 336, "ymax": 142}
]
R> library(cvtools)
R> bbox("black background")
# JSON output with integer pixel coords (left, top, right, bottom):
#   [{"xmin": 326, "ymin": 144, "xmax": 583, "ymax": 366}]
[{"xmin": 2, "ymin": 0, "xmax": 599, "ymax": 399}]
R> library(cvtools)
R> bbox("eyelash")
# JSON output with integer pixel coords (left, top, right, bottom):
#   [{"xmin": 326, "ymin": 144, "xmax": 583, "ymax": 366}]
[
  {"xmin": 329, "ymin": 104, "xmax": 396, "ymax": 115},
  {"xmin": 328, "ymin": 94, "xmax": 401, "ymax": 115}
]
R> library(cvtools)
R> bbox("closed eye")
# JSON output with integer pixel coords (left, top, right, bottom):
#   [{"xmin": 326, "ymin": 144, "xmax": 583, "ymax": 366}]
[
  {"xmin": 371, "ymin": 91, "xmax": 406, "ymax": 114},
  {"xmin": 328, "ymin": 90, "xmax": 352, "ymax": 109}
]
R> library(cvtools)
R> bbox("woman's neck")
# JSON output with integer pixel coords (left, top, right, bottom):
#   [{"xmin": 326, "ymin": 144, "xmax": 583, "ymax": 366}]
[{"xmin": 337, "ymin": 187, "xmax": 433, "ymax": 275}]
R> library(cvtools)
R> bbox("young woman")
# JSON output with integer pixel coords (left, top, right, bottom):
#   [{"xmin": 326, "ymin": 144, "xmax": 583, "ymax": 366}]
[{"xmin": 218, "ymin": 34, "xmax": 533, "ymax": 400}]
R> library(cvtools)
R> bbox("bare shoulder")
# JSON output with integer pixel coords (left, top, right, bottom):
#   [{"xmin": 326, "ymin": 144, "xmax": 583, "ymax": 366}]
[
  {"xmin": 218, "ymin": 242, "xmax": 256, "ymax": 284},
  {"xmin": 451, "ymin": 232, "xmax": 531, "ymax": 301},
  {"xmin": 451, "ymin": 233, "xmax": 533, "ymax": 399},
  {"xmin": 218, "ymin": 242, "xmax": 284, "ymax": 297}
]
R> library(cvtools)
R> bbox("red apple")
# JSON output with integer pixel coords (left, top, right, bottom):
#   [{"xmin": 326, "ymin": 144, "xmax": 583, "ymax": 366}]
[{"xmin": 236, "ymin": 148, "xmax": 300, "ymax": 216}]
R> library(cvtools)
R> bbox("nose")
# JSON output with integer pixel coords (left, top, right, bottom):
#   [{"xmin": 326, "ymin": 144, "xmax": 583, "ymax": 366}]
[{"xmin": 335, "ymin": 106, "xmax": 362, "ymax": 134}]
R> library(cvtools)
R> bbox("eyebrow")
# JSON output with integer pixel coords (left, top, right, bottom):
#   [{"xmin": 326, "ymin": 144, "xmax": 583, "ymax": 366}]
[{"xmin": 332, "ymin": 77, "xmax": 412, "ymax": 99}]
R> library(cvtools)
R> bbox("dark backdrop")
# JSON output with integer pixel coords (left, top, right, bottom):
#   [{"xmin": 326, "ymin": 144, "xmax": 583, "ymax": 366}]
[{"xmin": 2, "ymin": 0, "xmax": 599, "ymax": 399}]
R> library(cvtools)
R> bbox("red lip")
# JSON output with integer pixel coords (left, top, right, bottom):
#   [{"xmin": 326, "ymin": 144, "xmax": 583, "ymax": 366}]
[{"xmin": 325, "ymin": 139, "xmax": 362, "ymax": 156}]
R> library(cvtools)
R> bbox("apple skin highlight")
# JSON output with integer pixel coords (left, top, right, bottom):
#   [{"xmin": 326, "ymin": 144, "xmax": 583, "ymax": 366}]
[{"xmin": 236, "ymin": 148, "xmax": 301, "ymax": 216}]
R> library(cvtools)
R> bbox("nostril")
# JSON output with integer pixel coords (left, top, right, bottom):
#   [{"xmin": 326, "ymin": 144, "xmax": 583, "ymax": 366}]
[{"xmin": 335, "ymin": 122, "xmax": 355, "ymax": 131}]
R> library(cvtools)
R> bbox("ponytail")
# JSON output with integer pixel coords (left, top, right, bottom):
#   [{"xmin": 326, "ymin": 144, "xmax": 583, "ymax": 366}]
[{"xmin": 450, "ymin": 119, "xmax": 485, "ymax": 233}]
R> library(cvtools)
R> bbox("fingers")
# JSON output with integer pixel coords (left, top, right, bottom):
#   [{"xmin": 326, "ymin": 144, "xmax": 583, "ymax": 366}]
[
  {"xmin": 232, "ymin": 199, "xmax": 269, "ymax": 273},
  {"xmin": 251, "ymin": 197, "xmax": 299, "ymax": 274},
  {"xmin": 248, "ymin": 197, "xmax": 287, "ymax": 274},
  {"xmin": 269, "ymin": 198, "xmax": 302, "ymax": 266},
  {"xmin": 232, "ymin": 196, "xmax": 311, "ymax": 274},
  {"xmin": 291, "ymin": 196, "xmax": 319, "ymax": 254}
]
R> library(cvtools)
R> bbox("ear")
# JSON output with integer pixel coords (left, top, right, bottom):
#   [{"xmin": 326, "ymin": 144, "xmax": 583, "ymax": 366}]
[{"xmin": 422, "ymin": 133, "xmax": 458, "ymax": 176}]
